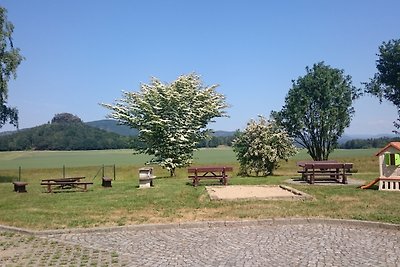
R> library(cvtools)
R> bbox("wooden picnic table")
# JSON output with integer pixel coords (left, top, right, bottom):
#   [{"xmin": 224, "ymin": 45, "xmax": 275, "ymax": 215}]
[
  {"xmin": 297, "ymin": 162, "xmax": 353, "ymax": 184},
  {"xmin": 188, "ymin": 166, "xmax": 233, "ymax": 186},
  {"xmin": 40, "ymin": 176, "xmax": 93, "ymax": 193}
]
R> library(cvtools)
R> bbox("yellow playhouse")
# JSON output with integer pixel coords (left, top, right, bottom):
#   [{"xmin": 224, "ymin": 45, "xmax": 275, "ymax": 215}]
[{"xmin": 362, "ymin": 142, "xmax": 400, "ymax": 190}]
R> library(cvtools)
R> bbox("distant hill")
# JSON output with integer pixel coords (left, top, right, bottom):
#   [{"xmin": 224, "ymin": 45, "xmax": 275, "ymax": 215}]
[
  {"xmin": 2, "ymin": 115, "xmax": 398, "ymax": 150},
  {"xmin": 213, "ymin": 130, "xmax": 236, "ymax": 137},
  {"xmin": 86, "ymin": 120, "xmax": 139, "ymax": 136},
  {"xmin": 86, "ymin": 119, "xmax": 237, "ymax": 137},
  {"xmin": 86, "ymin": 120, "xmax": 237, "ymax": 148},
  {"xmin": 0, "ymin": 121, "xmax": 131, "ymax": 151}
]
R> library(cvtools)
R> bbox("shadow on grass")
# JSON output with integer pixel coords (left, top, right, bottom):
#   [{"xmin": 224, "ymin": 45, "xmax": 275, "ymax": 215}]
[
  {"xmin": 153, "ymin": 176, "xmax": 171, "ymax": 179},
  {"xmin": 0, "ymin": 175, "xmax": 17, "ymax": 183},
  {"xmin": 360, "ymin": 184, "xmax": 379, "ymax": 190},
  {"xmin": 185, "ymin": 181, "xmax": 230, "ymax": 187}
]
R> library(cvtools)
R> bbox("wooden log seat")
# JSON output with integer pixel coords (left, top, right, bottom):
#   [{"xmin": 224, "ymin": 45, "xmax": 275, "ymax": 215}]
[
  {"xmin": 13, "ymin": 181, "xmax": 28, "ymax": 193},
  {"xmin": 102, "ymin": 176, "xmax": 112, "ymax": 187}
]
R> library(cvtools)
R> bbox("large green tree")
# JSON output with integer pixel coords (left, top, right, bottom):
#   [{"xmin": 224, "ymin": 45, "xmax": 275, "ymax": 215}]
[
  {"xmin": 364, "ymin": 39, "xmax": 400, "ymax": 131},
  {"xmin": 102, "ymin": 73, "xmax": 228, "ymax": 176},
  {"xmin": 0, "ymin": 6, "xmax": 24, "ymax": 129},
  {"xmin": 233, "ymin": 116, "xmax": 297, "ymax": 176},
  {"xmin": 272, "ymin": 62, "xmax": 359, "ymax": 161}
]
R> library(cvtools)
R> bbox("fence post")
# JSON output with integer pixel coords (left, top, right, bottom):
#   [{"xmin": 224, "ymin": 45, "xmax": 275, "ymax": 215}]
[{"xmin": 102, "ymin": 164, "xmax": 105, "ymax": 178}]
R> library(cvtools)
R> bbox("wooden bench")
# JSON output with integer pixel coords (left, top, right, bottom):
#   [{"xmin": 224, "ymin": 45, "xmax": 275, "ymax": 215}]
[
  {"xmin": 13, "ymin": 181, "xmax": 28, "ymax": 193},
  {"xmin": 40, "ymin": 177, "xmax": 92, "ymax": 193},
  {"xmin": 188, "ymin": 166, "xmax": 233, "ymax": 186},
  {"xmin": 102, "ymin": 176, "xmax": 112, "ymax": 187},
  {"xmin": 299, "ymin": 163, "xmax": 353, "ymax": 184}
]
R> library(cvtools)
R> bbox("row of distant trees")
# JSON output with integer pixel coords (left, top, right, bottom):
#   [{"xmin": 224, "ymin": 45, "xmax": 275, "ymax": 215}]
[{"xmin": 340, "ymin": 137, "xmax": 400, "ymax": 150}]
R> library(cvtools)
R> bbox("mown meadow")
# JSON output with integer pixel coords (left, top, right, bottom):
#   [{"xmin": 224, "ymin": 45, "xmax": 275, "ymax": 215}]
[{"xmin": 0, "ymin": 147, "xmax": 399, "ymax": 230}]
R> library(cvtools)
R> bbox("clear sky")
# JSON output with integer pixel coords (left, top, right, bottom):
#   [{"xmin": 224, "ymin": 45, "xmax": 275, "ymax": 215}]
[{"xmin": 0, "ymin": 0, "xmax": 398, "ymax": 135}]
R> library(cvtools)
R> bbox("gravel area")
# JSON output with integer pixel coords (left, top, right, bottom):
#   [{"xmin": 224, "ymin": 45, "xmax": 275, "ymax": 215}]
[{"xmin": 206, "ymin": 185, "xmax": 312, "ymax": 200}]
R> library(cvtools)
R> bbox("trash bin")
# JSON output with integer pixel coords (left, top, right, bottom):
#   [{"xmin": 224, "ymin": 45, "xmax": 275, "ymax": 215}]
[{"xmin": 139, "ymin": 167, "xmax": 155, "ymax": 188}]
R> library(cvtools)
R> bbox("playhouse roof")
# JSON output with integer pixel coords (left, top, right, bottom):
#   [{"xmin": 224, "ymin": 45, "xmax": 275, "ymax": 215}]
[{"xmin": 375, "ymin": 142, "xmax": 400, "ymax": 156}]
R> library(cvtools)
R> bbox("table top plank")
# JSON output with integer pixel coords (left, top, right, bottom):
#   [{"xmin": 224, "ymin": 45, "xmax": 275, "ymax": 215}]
[
  {"xmin": 41, "ymin": 176, "xmax": 85, "ymax": 182},
  {"xmin": 303, "ymin": 162, "xmax": 353, "ymax": 169},
  {"xmin": 187, "ymin": 166, "xmax": 233, "ymax": 173}
]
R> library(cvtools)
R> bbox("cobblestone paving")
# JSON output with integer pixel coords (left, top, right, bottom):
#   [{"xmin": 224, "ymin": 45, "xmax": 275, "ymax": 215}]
[
  {"xmin": 0, "ymin": 231, "xmax": 130, "ymax": 266},
  {"xmin": 1, "ymin": 221, "xmax": 400, "ymax": 266}
]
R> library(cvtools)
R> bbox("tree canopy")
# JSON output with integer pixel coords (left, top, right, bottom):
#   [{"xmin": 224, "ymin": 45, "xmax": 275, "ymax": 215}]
[
  {"xmin": 364, "ymin": 39, "xmax": 400, "ymax": 131},
  {"xmin": 0, "ymin": 6, "xmax": 24, "ymax": 129},
  {"xmin": 272, "ymin": 62, "xmax": 359, "ymax": 161},
  {"xmin": 233, "ymin": 116, "xmax": 297, "ymax": 176},
  {"xmin": 102, "ymin": 73, "xmax": 228, "ymax": 176}
]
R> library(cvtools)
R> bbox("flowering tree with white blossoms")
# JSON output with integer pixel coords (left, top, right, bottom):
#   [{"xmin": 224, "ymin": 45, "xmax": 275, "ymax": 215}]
[
  {"xmin": 102, "ymin": 73, "xmax": 228, "ymax": 176},
  {"xmin": 233, "ymin": 116, "xmax": 297, "ymax": 176}
]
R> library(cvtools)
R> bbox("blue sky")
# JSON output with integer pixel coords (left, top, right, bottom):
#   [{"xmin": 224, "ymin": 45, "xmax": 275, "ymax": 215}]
[{"xmin": 0, "ymin": 0, "xmax": 398, "ymax": 135}]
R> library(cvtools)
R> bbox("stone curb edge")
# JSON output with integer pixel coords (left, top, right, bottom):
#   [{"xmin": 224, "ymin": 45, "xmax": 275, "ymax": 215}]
[{"xmin": 1, "ymin": 217, "xmax": 399, "ymax": 236}]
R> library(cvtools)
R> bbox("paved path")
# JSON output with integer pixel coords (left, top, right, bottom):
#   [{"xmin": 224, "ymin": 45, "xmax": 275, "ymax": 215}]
[{"xmin": 1, "ymin": 219, "xmax": 400, "ymax": 266}]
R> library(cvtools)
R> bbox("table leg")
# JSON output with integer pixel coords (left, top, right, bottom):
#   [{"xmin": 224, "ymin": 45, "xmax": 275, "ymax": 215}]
[
  {"xmin": 222, "ymin": 170, "xmax": 227, "ymax": 185},
  {"xmin": 310, "ymin": 168, "xmax": 315, "ymax": 184}
]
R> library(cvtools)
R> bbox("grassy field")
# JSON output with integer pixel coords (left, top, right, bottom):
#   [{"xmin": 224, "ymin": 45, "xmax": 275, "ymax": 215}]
[
  {"xmin": 1, "ymin": 147, "xmax": 399, "ymax": 230},
  {"xmin": 0, "ymin": 147, "xmax": 377, "ymax": 170}
]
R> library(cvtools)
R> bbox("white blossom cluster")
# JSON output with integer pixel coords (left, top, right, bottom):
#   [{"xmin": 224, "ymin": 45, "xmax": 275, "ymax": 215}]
[
  {"xmin": 233, "ymin": 116, "xmax": 297, "ymax": 176},
  {"xmin": 102, "ymin": 73, "xmax": 228, "ymax": 176}
]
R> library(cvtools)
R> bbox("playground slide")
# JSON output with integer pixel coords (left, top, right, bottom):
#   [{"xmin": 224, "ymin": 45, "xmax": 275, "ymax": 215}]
[{"xmin": 361, "ymin": 178, "xmax": 380, "ymax": 189}]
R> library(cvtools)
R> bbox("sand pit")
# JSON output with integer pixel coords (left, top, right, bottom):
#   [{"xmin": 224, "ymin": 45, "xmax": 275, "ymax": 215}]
[{"xmin": 206, "ymin": 185, "xmax": 313, "ymax": 201}]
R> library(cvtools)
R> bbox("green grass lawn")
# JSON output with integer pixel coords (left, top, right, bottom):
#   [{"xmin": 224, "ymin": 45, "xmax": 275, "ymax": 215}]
[
  {"xmin": 0, "ymin": 147, "xmax": 378, "ymax": 170},
  {"xmin": 1, "ymin": 147, "xmax": 399, "ymax": 230}
]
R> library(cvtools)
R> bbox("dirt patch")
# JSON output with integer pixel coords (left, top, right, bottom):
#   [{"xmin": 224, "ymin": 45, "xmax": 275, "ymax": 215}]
[{"xmin": 206, "ymin": 185, "xmax": 313, "ymax": 201}]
